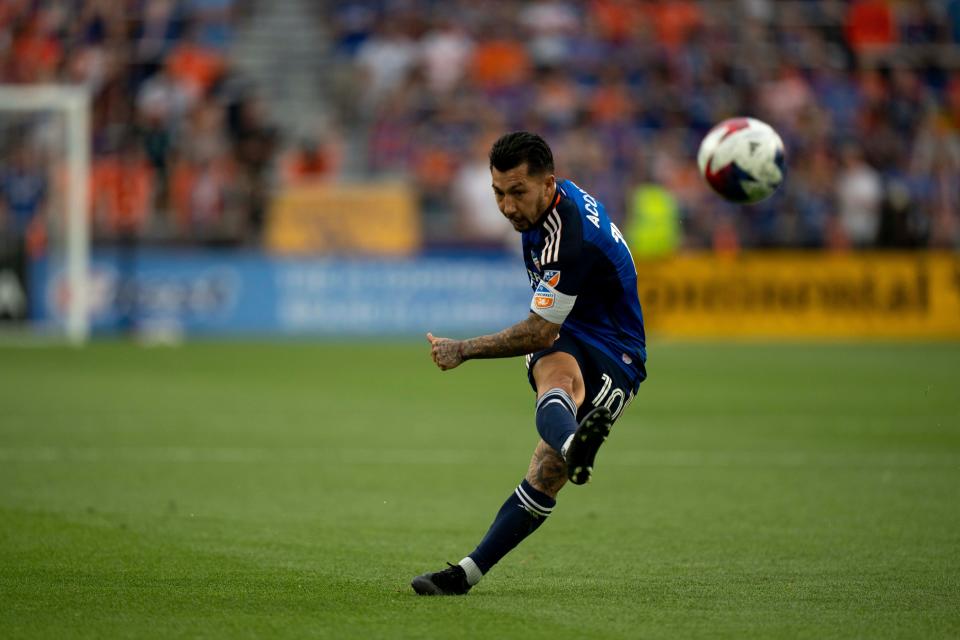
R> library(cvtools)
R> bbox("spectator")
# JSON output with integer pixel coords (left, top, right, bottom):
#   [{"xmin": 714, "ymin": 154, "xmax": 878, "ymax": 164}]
[
  {"xmin": 355, "ymin": 22, "xmax": 419, "ymax": 112},
  {"xmin": 137, "ymin": 60, "xmax": 194, "ymax": 130},
  {"xmin": 835, "ymin": 144, "xmax": 883, "ymax": 247},
  {"xmin": 227, "ymin": 94, "xmax": 277, "ymax": 240},
  {"xmin": 911, "ymin": 110, "xmax": 960, "ymax": 247},
  {"xmin": 845, "ymin": 0, "xmax": 897, "ymax": 54},
  {"xmin": 759, "ymin": 64, "xmax": 815, "ymax": 131},
  {"xmin": 647, "ymin": 0, "xmax": 703, "ymax": 51},
  {"xmin": 518, "ymin": 0, "xmax": 578, "ymax": 67},
  {"xmin": 281, "ymin": 137, "xmax": 337, "ymax": 186},
  {"xmin": 451, "ymin": 133, "xmax": 515, "ymax": 250},
  {"xmin": 470, "ymin": 27, "xmax": 532, "ymax": 93},
  {"xmin": 624, "ymin": 182, "xmax": 682, "ymax": 258},
  {"xmin": 0, "ymin": 139, "xmax": 51, "ymax": 262},
  {"xmin": 132, "ymin": 0, "xmax": 183, "ymax": 80},
  {"xmin": 91, "ymin": 139, "xmax": 155, "ymax": 238},
  {"xmin": 419, "ymin": 18, "xmax": 474, "ymax": 96},
  {"xmin": 165, "ymin": 22, "xmax": 225, "ymax": 101},
  {"xmin": 187, "ymin": 0, "xmax": 235, "ymax": 51},
  {"xmin": 5, "ymin": 0, "xmax": 960, "ymax": 251},
  {"xmin": 170, "ymin": 148, "xmax": 238, "ymax": 242},
  {"xmin": 9, "ymin": 9, "xmax": 62, "ymax": 82},
  {"xmin": 589, "ymin": 0, "xmax": 643, "ymax": 45},
  {"xmin": 0, "ymin": 140, "xmax": 48, "ymax": 244},
  {"xmin": 532, "ymin": 67, "xmax": 580, "ymax": 128}
]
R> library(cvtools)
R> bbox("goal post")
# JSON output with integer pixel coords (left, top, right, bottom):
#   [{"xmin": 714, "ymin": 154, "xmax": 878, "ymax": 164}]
[{"xmin": 0, "ymin": 85, "xmax": 91, "ymax": 344}]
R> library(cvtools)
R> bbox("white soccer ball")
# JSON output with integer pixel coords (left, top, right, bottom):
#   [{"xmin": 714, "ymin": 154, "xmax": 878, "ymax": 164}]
[{"xmin": 697, "ymin": 117, "xmax": 786, "ymax": 204}]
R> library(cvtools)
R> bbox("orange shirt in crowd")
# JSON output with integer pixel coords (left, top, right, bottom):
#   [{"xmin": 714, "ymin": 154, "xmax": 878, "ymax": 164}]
[
  {"xmin": 12, "ymin": 29, "xmax": 62, "ymax": 81},
  {"xmin": 414, "ymin": 147, "xmax": 456, "ymax": 191},
  {"xmin": 166, "ymin": 43, "xmax": 225, "ymax": 96},
  {"xmin": 471, "ymin": 39, "xmax": 531, "ymax": 90},
  {"xmin": 845, "ymin": 0, "xmax": 896, "ymax": 51},
  {"xmin": 281, "ymin": 149, "xmax": 333, "ymax": 185},
  {"xmin": 590, "ymin": 82, "xmax": 632, "ymax": 123},
  {"xmin": 590, "ymin": 0, "xmax": 643, "ymax": 43},
  {"xmin": 647, "ymin": 0, "xmax": 702, "ymax": 49},
  {"xmin": 91, "ymin": 156, "xmax": 154, "ymax": 234}
]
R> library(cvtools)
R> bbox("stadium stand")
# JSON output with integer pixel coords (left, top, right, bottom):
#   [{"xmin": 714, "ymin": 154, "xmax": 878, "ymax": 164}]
[
  {"xmin": 326, "ymin": 0, "xmax": 960, "ymax": 250},
  {"xmin": 1, "ymin": 0, "xmax": 958, "ymax": 251}
]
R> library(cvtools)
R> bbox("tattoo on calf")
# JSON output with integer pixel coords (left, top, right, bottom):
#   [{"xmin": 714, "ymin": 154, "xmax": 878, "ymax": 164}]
[{"xmin": 526, "ymin": 441, "xmax": 568, "ymax": 497}]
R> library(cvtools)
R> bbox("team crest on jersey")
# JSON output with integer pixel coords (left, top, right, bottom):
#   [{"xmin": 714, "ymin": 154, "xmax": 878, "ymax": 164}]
[
  {"xmin": 533, "ymin": 283, "xmax": 555, "ymax": 309},
  {"xmin": 533, "ymin": 292, "xmax": 555, "ymax": 309},
  {"xmin": 543, "ymin": 270, "xmax": 561, "ymax": 287}
]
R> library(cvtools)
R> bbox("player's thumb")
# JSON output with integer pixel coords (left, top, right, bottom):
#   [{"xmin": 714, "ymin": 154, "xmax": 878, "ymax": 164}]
[{"xmin": 426, "ymin": 332, "xmax": 435, "ymax": 343}]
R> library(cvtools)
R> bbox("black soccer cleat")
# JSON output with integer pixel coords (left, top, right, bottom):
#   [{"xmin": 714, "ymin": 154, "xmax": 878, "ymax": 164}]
[
  {"xmin": 411, "ymin": 563, "xmax": 472, "ymax": 596},
  {"xmin": 565, "ymin": 406, "xmax": 613, "ymax": 485}
]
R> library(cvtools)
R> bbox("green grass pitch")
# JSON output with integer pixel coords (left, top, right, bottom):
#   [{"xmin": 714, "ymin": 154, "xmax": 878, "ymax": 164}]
[{"xmin": 1, "ymin": 341, "xmax": 958, "ymax": 639}]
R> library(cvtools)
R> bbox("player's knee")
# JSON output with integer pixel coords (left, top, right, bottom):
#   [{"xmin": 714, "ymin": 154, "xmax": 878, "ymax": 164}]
[
  {"xmin": 535, "ymin": 364, "xmax": 577, "ymax": 394},
  {"xmin": 539, "ymin": 374, "xmax": 576, "ymax": 397},
  {"xmin": 537, "ymin": 374, "xmax": 584, "ymax": 409}
]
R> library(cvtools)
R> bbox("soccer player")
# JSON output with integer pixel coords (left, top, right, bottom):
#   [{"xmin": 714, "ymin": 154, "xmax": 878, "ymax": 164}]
[{"xmin": 411, "ymin": 131, "xmax": 647, "ymax": 595}]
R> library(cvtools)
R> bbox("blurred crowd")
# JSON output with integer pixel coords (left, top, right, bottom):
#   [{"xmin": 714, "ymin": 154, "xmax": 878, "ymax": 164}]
[
  {"xmin": 0, "ymin": 0, "xmax": 294, "ymax": 248},
  {"xmin": 331, "ymin": 0, "xmax": 960, "ymax": 251},
  {"xmin": 1, "ymin": 0, "xmax": 960, "ymax": 253}
]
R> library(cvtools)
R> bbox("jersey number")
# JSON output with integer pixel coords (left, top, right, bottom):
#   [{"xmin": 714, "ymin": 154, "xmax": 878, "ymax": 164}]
[
  {"xmin": 591, "ymin": 373, "xmax": 635, "ymax": 420},
  {"xmin": 610, "ymin": 222, "xmax": 624, "ymax": 244}
]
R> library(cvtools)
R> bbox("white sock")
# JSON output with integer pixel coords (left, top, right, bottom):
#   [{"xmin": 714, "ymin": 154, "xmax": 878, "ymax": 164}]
[
  {"xmin": 458, "ymin": 557, "xmax": 483, "ymax": 586},
  {"xmin": 560, "ymin": 433, "xmax": 575, "ymax": 460}
]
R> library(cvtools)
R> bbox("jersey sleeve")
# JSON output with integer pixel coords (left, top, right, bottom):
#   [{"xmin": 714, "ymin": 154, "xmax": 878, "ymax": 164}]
[{"xmin": 530, "ymin": 205, "xmax": 588, "ymax": 325}]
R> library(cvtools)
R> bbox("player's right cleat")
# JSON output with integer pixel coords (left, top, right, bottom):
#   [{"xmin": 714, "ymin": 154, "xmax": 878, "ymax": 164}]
[
  {"xmin": 565, "ymin": 406, "xmax": 613, "ymax": 485},
  {"xmin": 410, "ymin": 563, "xmax": 472, "ymax": 596}
]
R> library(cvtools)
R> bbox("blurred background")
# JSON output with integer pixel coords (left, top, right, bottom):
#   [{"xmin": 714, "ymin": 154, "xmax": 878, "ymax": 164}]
[{"xmin": 0, "ymin": 0, "xmax": 958, "ymax": 341}]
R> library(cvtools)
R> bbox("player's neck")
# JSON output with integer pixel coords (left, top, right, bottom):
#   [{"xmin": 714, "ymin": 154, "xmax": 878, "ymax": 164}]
[{"xmin": 534, "ymin": 184, "xmax": 558, "ymax": 226}]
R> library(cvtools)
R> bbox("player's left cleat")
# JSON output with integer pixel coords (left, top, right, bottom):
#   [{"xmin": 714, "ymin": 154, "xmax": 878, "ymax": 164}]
[
  {"xmin": 410, "ymin": 563, "xmax": 472, "ymax": 596},
  {"xmin": 565, "ymin": 406, "xmax": 613, "ymax": 485}
]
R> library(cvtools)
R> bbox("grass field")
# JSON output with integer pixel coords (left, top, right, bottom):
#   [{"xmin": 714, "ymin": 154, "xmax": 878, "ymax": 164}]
[{"xmin": 1, "ymin": 341, "xmax": 958, "ymax": 639}]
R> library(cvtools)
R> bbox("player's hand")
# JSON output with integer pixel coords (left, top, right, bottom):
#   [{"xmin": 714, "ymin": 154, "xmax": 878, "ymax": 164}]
[{"xmin": 426, "ymin": 332, "xmax": 465, "ymax": 371}]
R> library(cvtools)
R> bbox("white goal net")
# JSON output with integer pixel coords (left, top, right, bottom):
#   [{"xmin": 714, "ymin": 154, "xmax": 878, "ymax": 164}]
[{"xmin": 0, "ymin": 85, "xmax": 90, "ymax": 344}]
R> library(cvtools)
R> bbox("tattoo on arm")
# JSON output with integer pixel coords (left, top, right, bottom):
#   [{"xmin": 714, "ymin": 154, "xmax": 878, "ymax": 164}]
[
  {"xmin": 461, "ymin": 313, "xmax": 559, "ymax": 360},
  {"xmin": 526, "ymin": 440, "xmax": 568, "ymax": 498}
]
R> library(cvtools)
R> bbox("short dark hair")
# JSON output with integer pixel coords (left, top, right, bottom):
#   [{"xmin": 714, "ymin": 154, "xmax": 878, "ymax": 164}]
[{"xmin": 489, "ymin": 131, "xmax": 554, "ymax": 175}]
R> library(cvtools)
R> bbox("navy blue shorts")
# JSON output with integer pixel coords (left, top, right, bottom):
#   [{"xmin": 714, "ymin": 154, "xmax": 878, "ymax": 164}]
[{"xmin": 525, "ymin": 332, "xmax": 645, "ymax": 423}]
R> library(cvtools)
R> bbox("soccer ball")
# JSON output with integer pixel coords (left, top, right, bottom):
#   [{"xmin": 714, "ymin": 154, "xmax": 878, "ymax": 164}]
[{"xmin": 697, "ymin": 117, "xmax": 786, "ymax": 204}]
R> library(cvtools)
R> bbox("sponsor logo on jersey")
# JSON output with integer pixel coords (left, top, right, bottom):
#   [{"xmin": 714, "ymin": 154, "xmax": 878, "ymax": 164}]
[{"xmin": 543, "ymin": 270, "xmax": 561, "ymax": 287}]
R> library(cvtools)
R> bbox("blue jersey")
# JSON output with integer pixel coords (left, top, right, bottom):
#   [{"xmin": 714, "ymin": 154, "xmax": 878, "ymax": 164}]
[
  {"xmin": 522, "ymin": 179, "xmax": 647, "ymax": 380},
  {"xmin": 0, "ymin": 167, "xmax": 47, "ymax": 235}
]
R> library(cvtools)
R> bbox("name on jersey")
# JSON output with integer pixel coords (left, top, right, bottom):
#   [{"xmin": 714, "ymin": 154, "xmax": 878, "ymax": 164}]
[
  {"xmin": 570, "ymin": 181, "xmax": 627, "ymax": 246},
  {"xmin": 527, "ymin": 269, "xmax": 540, "ymax": 289},
  {"xmin": 571, "ymin": 181, "xmax": 601, "ymax": 228}
]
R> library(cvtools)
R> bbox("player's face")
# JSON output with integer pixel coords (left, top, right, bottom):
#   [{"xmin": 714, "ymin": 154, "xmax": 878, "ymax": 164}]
[{"xmin": 491, "ymin": 163, "xmax": 556, "ymax": 232}]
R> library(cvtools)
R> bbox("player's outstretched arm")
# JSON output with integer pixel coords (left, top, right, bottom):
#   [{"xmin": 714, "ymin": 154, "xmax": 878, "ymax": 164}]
[{"xmin": 426, "ymin": 313, "xmax": 560, "ymax": 371}]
